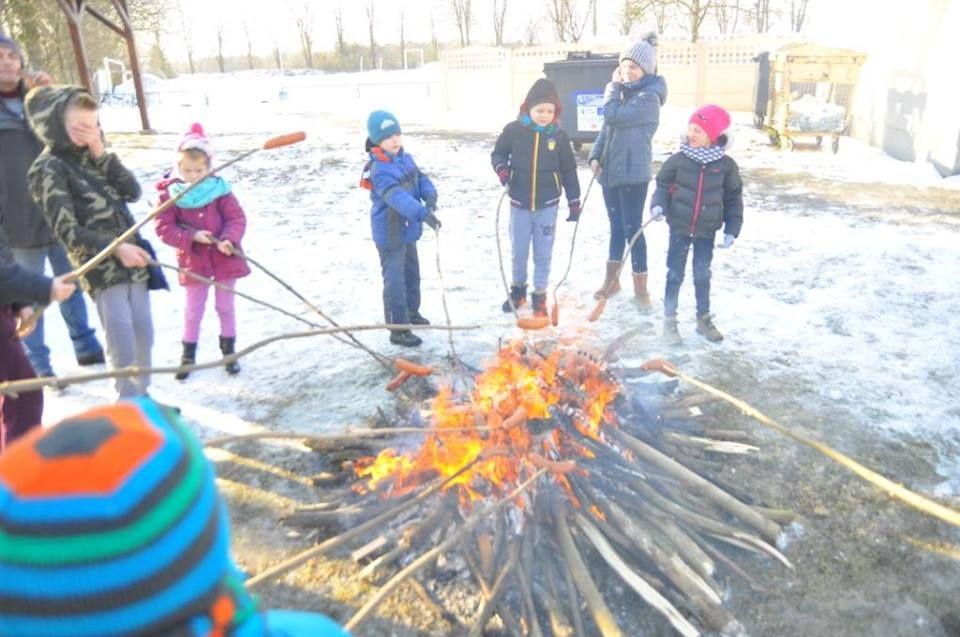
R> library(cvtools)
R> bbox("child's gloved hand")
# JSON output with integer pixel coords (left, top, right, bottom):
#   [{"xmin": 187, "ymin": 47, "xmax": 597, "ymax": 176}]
[
  {"xmin": 717, "ymin": 233, "xmax": 735, "ymax": 249},
  {"xmin": 495, "ymin": 165, "xmax": 510, "ymax": 186},
  {"xmin": 424, "ymin": 213, "xmax": 442, "ymax": 231},
  {"xmin": 566, "ymin": 199, "xmax": 581, "ymax": 223},
  {"xmin": 650, "ymin": 205, "xmax": 665, "ymax": 221}
]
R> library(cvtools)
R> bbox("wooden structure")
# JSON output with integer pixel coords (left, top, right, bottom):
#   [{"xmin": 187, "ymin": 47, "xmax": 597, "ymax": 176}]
[
  {"xmin": 57, "ymin": 0, "xmax": 152, "ymax": 132},
  {"xmin": 761, "ymin": 42, "xmax": 866, "ymax": 153}
]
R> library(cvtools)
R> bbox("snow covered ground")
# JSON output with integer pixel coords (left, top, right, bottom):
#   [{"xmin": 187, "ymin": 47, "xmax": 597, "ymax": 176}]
[{"xmin": 29, "ymin": 67, "xmax": 960, "ymax": 634}]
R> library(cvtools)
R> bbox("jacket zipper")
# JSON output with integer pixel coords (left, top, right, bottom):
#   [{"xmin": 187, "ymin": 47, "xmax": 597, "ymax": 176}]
[
  {"xmin": 530, "ymin": 131, "xmax": 540, "ymax": 211},
  {"xmin": 689, "ymin": 165, "xmax": 706, "ymax": 236}
]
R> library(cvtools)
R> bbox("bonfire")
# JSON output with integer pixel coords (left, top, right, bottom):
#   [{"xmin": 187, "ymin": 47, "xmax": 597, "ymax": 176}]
[{"xmin": 277, "ymin": 340, "xmax": 793, "ymax": 637}]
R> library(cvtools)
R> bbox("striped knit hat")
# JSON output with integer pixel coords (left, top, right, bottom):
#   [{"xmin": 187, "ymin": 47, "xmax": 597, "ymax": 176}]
[
  {"xmin": 620, "ymin": 32, "xmax": 658, "ymax": 75},
  {"xmin": 0, "ymin": 398, "xmax": 260, "ymax": 637}
]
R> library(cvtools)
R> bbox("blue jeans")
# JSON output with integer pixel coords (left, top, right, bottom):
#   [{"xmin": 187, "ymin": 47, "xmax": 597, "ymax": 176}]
[
  {"xmin": 509, "ymin": 205, "xmax": 557, "ymax": 293},
  {"xmin": 376, "ymin": 242, "xmax": 421, "ymax": 326},
  {"xmin": 11, "ymin": 244, "xmax": 102, "ymax": 375},
  {"xmin": 602, "ymin": 182, "xmax": 649, "ymax": 274},
  {"xmin": 664, "ymin": 233, "xmax": 714, "ymax": 318}
]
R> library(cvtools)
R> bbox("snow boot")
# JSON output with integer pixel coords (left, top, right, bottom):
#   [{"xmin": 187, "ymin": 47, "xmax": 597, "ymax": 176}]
[
  {"xmin": 501, "ymin": 284, "xmax": 527, "ymax": 313},
  {"xmin": 531, "ymin": 292, "xmax": 548, "ymax": 318},
  {"xmin": 408, "ymin": 312, "xmax": 431, "ymax": 326},
  {"xmin": 175, "ymin": 342, "xmax": 197, "ymax": 381},
  {"xmin": 390, "ymin": 329, "xmax": 422, "ymax": 347},
  {"xmin": 696, "ymin": 314, "xmax": 723, "ymax": 343},
  {"xmin": 663, "ymin": 317, "xmax": 682, "ymax": 346},
  {"xmin": 594, "ymin": 260, "xmax": 622, "ymax": 300},
  {"xmin": 219, "ymin": 336, "xmax": 241, "ymax": 375},
  {"xmin": 76, "ymin": 349, "xmax": 105, "ymax": 366},
  {"xmin": 632, "ymin": 272, "xmax": 653, "ymax": 312}
]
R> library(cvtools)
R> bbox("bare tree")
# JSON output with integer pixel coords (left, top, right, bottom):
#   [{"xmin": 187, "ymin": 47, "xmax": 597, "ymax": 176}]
[
  {"xmin": 615, "ymin": 0, "xmax": 650, "ymax": 36},
  {"xmin": 295, "ymin": 5, "xmax": 314, "ymax": 69},
  {"xmin": 176, "ymin": 0, "xmax": 196, "ymax": 73},
  {"xmin": 273, "ymin": 42, "xmax": 283, "ymax": 70},
  {"xmin": 790, "ymin": 0, "xmax": 810, "ymax": 31},
  {"xmin": 753, "ymin": 0, "xmax": 771, "ymax": 32},
  {"xmin": 492, "ymin": 0, "xmax": 509, "ymax": 46},
  {"xmin": 547, "ymin": 0, "xmax": 593, "ymax": 43},
  {"xmin": 652, "ymin": 0, "xmax": 672, "ymax": 33},
  {"xmin": 400, "ymin": 9, "xmax": 406, "ymax": 68},
  {"xmin": 242, "ymin": 22, "xmax": 255, "ymax": 70},
  {"xmin": 430, "ymin": 10, "xmax": 440, "ymax": 60},
  {"xmin": 674, "ymin": 0, "xmax": 713, "ymax": 41},
  {"xmin": 366, "ymin": 0, "xmax": 376, "ymax": 68},
  {"xmin": 216, "ymin": 25, "xmax": 226, "ymax": 72},
  {"xmin": 524, "ymin": 16, "xmax": 541, "ymax": 45},
  {"xmin": 334, "ymin": 5, "xmax": 346, "ymax": 60},
  {"xmin": 715, "ymin": 0, "xmax": 741, "ymax": 33},
  {"xmin": 450, "ymin": 0, "xmax": 473, "ymax": 47}
]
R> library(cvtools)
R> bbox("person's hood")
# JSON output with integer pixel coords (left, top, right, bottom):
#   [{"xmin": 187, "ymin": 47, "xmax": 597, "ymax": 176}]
[{"xmin": 24, "ymin": 84, "xmax": 89, "ymax": 152}]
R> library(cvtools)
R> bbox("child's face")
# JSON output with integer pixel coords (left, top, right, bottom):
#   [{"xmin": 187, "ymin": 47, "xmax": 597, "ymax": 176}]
[
  {"xmin": 529, "ymin": 102, "xmax": 556, "ymax": 127},
  {"xmin": 64, "ymin": 106, "xmax": 100, "ymax": 147},
  {"xmin": 619, "ymin": 59, "xmax": 644, "ymax": 83},
  {"xmin": 687, "ymin": 123, "xmax": 712, "ymax": 148},
  {"xmin": 379, "ymin": 134, "xmax": 402, "ymax": 154},
  {"xmin": 178, "ymin": 154, "xmax": 210, "ymax": 184}
]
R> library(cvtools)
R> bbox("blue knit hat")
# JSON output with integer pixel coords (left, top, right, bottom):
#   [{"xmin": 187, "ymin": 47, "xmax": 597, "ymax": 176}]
[
  {"xmin": 620, "ymin": 32, "xmax": 658, "ymax": 75},
  {"xmin": 366, "ymin": 110, "xmax": 401, "ymax": 145},
  {"xmin": 0, "ymin": 34, "xmax": 22, "ymax": 61}
]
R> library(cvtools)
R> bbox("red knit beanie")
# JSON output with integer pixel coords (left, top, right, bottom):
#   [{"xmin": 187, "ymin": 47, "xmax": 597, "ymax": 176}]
[{"xmin": 689, "ymin": 105, "xmax": 731, "ymax": 143}]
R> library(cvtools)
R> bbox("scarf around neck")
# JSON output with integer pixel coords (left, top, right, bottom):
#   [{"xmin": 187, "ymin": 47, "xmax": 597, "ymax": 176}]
[
  {"xmin": 169, "ymin": 176, "xmax": 231, "ymax": 209},
  {"xmin": 680, "ymin": 143, "xmax": 725, "ymax": 164},
  {"xmin": 520, "ymin": 114, "xmax": 557, "ymax": 134}
]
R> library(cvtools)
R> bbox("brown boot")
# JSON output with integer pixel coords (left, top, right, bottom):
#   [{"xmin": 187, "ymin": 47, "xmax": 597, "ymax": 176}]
[
  {"xmin": 593, "ymin": 260, "xmax": 622, "ymax": 299},
  {"xmin": 696, "ymin": 314, "xmax": 724, "ymax": 342},
  {"xmin": 632, "ymin": 272, "xmax": 653, "ymax": 312}
]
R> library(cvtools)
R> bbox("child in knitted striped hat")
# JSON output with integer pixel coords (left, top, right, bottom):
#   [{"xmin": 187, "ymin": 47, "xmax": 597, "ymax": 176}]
[
  {"xmin": 0, "ymin": 398, "xmax": 350, "ymax": 636},
  {"xmin": 649, "ymin": 104, "xmax": 744, "ymax": 345}
]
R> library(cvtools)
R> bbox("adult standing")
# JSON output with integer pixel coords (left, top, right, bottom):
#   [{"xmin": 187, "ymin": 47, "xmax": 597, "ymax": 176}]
[
  {"xmin": 588, "ymin": 32, "xmax": 667, "ymax": 312},
  {"xmin": 0, "ymin": 34, "xmax": 104, "ymax": 377}
]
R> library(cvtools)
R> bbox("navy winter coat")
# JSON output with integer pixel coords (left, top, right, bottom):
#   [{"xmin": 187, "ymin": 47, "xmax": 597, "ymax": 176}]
[
  {"xmin": 364, "ymin": 147, "xmax": 437, "ymax": 249},
  {"xmin": 491, "ymin": 120, "xmax": 581, "ymax": 211},
  {"xmin": 588, "ymin": 75, "xmax": 667, "ymax": 187},
  {"xmin": 650, "ymin": 150, "xmax": 744, "ymax": 239}
]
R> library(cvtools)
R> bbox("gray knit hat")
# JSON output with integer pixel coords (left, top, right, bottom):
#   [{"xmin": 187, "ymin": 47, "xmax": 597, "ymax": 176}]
[{"xmin": 620, "ymin": 32, "xmax": 658, "ymax": 75}]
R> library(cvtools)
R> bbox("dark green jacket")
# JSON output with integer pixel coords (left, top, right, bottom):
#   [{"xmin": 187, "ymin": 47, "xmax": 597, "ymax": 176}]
[
  {"xmin": 25, "ymin": 85, "xmax": 147, "ymax": 294},
  {"xmin": 651, "ymin": 151, "xmax": 743, "ymax": 239}
]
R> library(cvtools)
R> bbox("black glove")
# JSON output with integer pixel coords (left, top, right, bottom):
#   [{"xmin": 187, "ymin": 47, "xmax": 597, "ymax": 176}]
[{"xmin": 424, "ymin": 213, "xmax": 442, "ymax": 231}]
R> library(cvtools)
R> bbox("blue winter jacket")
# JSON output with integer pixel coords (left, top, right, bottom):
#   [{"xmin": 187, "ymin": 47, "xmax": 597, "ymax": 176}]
[
  {"xmin": 588, "ymin": 75, "xmax": 668, "ymax": 187},
  {"xmin": 364, "ymin": 147, "xmax": 438, "ymax": 249}
]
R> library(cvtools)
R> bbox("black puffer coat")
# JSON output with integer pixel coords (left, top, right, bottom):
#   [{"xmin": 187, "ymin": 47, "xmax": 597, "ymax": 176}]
[{"xmin": 650, "ymin": 150, "xmax": 743, "ymax": 239}]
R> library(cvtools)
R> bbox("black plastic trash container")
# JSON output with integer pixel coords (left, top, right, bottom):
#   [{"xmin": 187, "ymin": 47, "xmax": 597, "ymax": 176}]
[
  {"xmin": 543, "ymin": 52, "xmax": 619, "ymax": 150},
  {"xmin": 752, "ymin": 51, "xmax": 771, "ymax": 129}
]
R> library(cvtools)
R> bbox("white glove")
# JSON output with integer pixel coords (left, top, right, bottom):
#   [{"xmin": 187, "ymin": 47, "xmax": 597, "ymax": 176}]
[
  {"xmin": 650, "ymin": 205, "xmax": 665, "ymax": 221},
  {"xmin": 717, "ymin": 233, "xmax": 735, "ymax": 249}
]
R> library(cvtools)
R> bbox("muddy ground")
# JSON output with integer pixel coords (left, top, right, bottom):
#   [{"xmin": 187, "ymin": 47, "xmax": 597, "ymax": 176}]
[{"xmin": 191, "ymin": 138, "xmax": 960, "ymax": 636}]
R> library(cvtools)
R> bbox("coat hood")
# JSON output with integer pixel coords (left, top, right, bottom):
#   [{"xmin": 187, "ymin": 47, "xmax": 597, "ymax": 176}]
[{"xmin": 24, "ymin": 85, "xmax": 89, "ymax": 153}]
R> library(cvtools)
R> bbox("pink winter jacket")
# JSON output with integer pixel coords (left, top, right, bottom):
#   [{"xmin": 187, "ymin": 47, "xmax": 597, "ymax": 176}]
[{"xmin": 155, "ymin": 179, "xmax": 251, "ymax": 285}]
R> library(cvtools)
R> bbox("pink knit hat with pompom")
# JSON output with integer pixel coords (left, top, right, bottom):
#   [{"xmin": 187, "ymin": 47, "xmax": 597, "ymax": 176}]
[{"xmin": 177, "ymin": 122, "xmax": 214, "ymax": 159}]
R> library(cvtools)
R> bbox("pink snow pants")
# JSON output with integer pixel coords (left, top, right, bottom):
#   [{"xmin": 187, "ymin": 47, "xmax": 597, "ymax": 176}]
[{"xmin": 183, "ymin": 279, "xmax": 236, "ymax": 343}]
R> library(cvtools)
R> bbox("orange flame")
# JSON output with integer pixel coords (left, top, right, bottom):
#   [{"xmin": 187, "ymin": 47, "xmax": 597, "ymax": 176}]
[{"xmin": 356, "ymin": 342, "xmax": 619, "ymax": 508}]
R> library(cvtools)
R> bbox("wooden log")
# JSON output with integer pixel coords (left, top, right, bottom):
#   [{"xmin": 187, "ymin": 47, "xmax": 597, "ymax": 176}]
[
  {"xmin": 751, "ymin": 506, "xmax": 799, "ymax": 525},
  {"xmin": 467, "ymin": 542, "xmax": 520, "ymax": 637},
  {"xmin": 462, "ymin": 539, "xmax": 524, "ymax": 637},
  {"xmin": 665, "ymin": 432, "xmax": 760, "ymax": 455},
  {"xmin": 611, "ymin": 430, "xmax": 781, "ymax": 543},
  {"xmin": 351, "ymin": 536, "xmax": 389, "ymax": 563},
  {"xmin": 689, "ymin": 529, "xmax": 766, "ymax": 593},
  {"xmin": 409, "ymin": 577, "xmax": 464, "ymax": 630},
  {"xmin": 519, "ymin": 526, "xmax": 545, "ymax": 637},
  {"xmin": 344, "ymin": 470, "xmax": 547, "ymax": 633},
  {"xmin": 551, "ymin": 498, "xmax": 624, "ymax": 637},
  {"xmin": 576, "ymin": 514, "xmax": 700, "ymax": 637}
]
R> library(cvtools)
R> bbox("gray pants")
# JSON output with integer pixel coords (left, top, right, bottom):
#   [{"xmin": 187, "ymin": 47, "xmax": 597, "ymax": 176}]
[
  {"xmin": 93, "ymin": 281, "xmax": 153, "ymax": 399},
  {"xmin": 509, "ymin": 204, "xmax": 558, "ymax": 293}
]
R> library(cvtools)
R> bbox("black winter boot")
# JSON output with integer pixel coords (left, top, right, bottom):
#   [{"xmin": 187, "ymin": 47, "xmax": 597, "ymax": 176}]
[
  {"xmin": 219, "ymin": 336, "xmax": 241, "ymax": 375},
  {"xmin": 408, "ymin": 312, "xmax": 430, "ymax": 325},
  {"xmin": 175, "ymin": 342, "xmax": 197, "ymax": 381},
  {"xmin": 531, "ymin": 292, "xmax": 548, "ymax": 318},
  {"xmin": 501, "ymin": 284, "xmax": 527, "ymax": 313},
  {"xmin": 389, "ymin": 330, "xmax": 423, "ymax": 347}
]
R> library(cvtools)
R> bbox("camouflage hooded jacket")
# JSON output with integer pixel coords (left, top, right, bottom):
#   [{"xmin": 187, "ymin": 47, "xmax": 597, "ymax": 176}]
[{"xmin": 25, "ymin": 85, "xmax": 147, "ymax": 294}]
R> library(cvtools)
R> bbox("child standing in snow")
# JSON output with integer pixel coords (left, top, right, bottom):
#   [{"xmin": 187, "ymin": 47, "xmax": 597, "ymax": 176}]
[
  {"xmin": 360, "ymin": 110, "xmax": 439, "ymax": 348},
  {"xmin": 650, "ymin": 104, "xmax": 743, "ymax": 344},
  {"xmin": 491, "ymin": 78, "xmax": 581, "ymax": 317},
  {"xmin": 589, "ymin": 32, "xmax": 667, "ymax": 312},
  {"xmin": 155, "ymin": 123, "xmax": 250, "ymax": 378}
]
